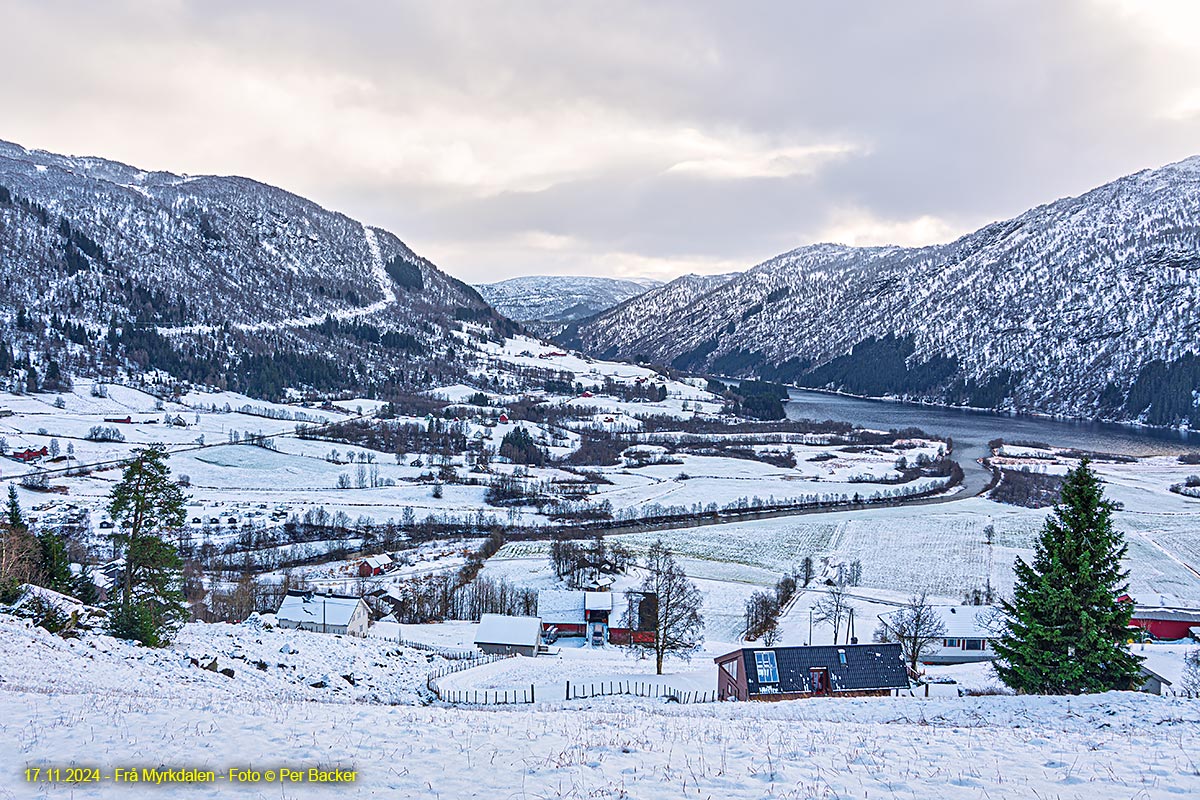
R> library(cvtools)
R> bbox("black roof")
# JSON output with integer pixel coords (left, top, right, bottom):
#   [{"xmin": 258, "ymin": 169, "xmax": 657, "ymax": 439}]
[{"xmin": 730, "ymin": 643, "xmax": 908, "ymax": 695}]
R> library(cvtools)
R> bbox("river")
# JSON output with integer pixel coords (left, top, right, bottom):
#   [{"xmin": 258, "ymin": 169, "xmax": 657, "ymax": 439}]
[{"xmin": 785, "ymin": 389, "xmax": 1200, "ymax": 495}]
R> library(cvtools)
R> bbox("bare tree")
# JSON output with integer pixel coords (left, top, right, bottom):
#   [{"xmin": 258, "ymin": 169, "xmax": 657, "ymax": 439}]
[
  {"xmin": 813, "ymin": 584, "xmax": 853, "ymax": 644},
  {"xmin": 1182, "ymin": 648, "xmax": 1200, "ymax": 696},
  {"xmin": 623, "ymin": 540, "xmax": 704, "ymax": 674},
  {"xmin": 878, "ymin": 592, "xmax": 947, "ymax": 673}
]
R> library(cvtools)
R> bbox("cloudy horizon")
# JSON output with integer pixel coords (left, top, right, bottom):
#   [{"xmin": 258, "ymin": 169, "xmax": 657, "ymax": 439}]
[{"xmin": 3, "ymin": 0, "xmax": 1199, "ymax": 283}]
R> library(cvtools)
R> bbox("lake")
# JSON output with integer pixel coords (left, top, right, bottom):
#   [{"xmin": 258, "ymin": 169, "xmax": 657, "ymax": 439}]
[{"xmin": 785, "ymin": 389, "xmax": 1200, "ymax": 494}]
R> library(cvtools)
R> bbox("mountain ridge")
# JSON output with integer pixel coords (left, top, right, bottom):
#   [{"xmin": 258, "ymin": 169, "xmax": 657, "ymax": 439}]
[
  {"xmin": 0, "ymin": 138, "xmax": 510, "ymax": 399},
  {"xmin": 568, "ymin": 155, "xmax": 1200, "ymax": 426}
]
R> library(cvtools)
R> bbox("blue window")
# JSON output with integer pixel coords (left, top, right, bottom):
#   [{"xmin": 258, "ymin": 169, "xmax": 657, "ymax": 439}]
[
  {"xmin": 837, "ymin": 649, "xmax": 847, "ymax": 665},
  {"xmin": 944, "ymin": 638, "xmax": 960, "ymax": 648},
  {"xmin": 754, "ymin": 651, "xmax": 779, "ymax": 684}
]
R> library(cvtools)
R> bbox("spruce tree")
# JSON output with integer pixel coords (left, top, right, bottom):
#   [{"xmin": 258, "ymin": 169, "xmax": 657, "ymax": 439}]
[
  {"xmin": 5, "ymin": 485, "xmax": 23, "ymax": 529},
  {"xmin": 37, "ymin": 531, "xmax": 73, "ymax": 594},
  {"xmin": 993, "ymin": 459, "xmax": 1143, "ymax": 694},
  {"xmin": 74, "ymin": 564, "xmax": 100, "ymax": 606},
  {"xmin": 107, "ymin": 446, "xmax": 189, "ymax": 646}
]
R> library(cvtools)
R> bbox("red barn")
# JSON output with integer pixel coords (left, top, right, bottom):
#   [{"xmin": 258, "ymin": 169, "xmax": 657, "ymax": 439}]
[
  {"xmin": 357, "ymin": 554, "xmax": 393, "ymax": 577},
  {"xmin": 1130, "ymin": 606, "xmax": 1200, "ymax": 640},
  {"xmin": 12, "ymin": 446, "xmax": 48, "ymax": 463},
  {"xmin": 104, "ymin": 416, "xmax": 133, "ymax": 424}
]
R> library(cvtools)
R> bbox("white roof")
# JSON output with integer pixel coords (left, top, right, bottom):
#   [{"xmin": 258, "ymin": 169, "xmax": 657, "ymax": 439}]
[
  {"xmin": 474, "ymin": 614, "xmax": 542, "ymax": 647},
  {"xmin": 364, "ymin": 554, "xmax": 393, "ymax": 569},
  {"xmin": 585, "ymin": 592, "xmax": 614, "ymax": 612},
  {"xmin": 881, "ymin": 605, "xmax": 1001, "ymax": 639},
  {"xmin": 537, "ymin": 590, "xmax": 584, "ymax": 623},
  {"xmin": 934, "ymin": 605, "xmax": 1001, "ymax": 638},
  {"xmin": 276, "ymin": 593, "xmax": 364, "ymax": 628}
]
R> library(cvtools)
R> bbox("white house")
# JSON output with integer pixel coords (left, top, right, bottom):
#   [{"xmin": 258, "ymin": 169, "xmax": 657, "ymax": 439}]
[
  {"xmin": 275, "ymin": 591, "xmax": 370, "ymax": 637},
  {"xmin": 879, "ymin": 605, "xmax": 1002, "ymax": 664},
  {"xmin": 474, "ymin": 614, "xmax": 542, "ymax": 657}
]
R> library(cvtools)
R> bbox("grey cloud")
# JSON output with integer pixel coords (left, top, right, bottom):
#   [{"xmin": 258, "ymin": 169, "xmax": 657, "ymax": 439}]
[{"xmin": 1, "ymin": 0, "xmax": 1197, "ymax": 280}]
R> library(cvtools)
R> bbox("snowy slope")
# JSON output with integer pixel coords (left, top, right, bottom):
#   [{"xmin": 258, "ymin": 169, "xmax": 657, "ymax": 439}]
[
  {"xmin": 0, "ymin": 139, "xmax": 508, "ymax": 397},
  {"xmin": 2, "ymin": 614, "xmax": 1198, "ymax": 798},
  {"xmin": 476, "ymin": 275, "xmax": 663, "ymax": 333},
  {"xmin": 571, "ymin": 156, "xmax": 1200, "ymax": 423}
]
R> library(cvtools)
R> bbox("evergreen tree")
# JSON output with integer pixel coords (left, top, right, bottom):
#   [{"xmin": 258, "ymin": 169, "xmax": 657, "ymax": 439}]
[
  {"xmin": 106, "ymin": 446, "xmax": 189, "ymax": 646},
  {"xmin": 1, "ymin": 486, "xmax": 39, "ymax": 603},
  {"xmin": 5, "ymin": 485, "xmax": 24, "ymax": 529},
  {"xmin": 36, "ymin": 531, "xmax": 72, "ymax": 594},
  {"xmin": 993, "ymin": 460, "xmax": 1142, "ymax": 694}
]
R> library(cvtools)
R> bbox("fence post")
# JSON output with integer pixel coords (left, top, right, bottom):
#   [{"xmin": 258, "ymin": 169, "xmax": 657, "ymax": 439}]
[
  {"xmin": 566, "ymin": 680, "xmax": 570, "ymax": 700},
  {"xmin": 531, "ymin": 684, "xmax": 535, "ymax": 703}
]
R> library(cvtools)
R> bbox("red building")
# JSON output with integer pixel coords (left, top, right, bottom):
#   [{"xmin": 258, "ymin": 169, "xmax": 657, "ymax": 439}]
[
  {"xmin": 11, "ymin": 446, "xmax": 48, "ymax": 463},
  {"xmin": 536, "ymin": 589, "xmax": 656, "ymax": 646},
  {"xmin": 357, "ymin": 554, "xmax": 393, "ymax": 577},
  {"xmin": 1130, "ymin": 607, "xmax": 1200, "ymax": 640}
]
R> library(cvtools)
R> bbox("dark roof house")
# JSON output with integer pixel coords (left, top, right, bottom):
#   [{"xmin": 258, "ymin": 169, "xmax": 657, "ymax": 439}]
[{"xmin": 715, "ymin": 643, "xmax": 909, "ymax": 701}]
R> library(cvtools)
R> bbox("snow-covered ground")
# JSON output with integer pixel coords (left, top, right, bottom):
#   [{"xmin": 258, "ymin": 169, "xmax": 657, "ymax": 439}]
[{"xmin": 2, "ymin": 613, "xmax": 1199, "ymax": 799}]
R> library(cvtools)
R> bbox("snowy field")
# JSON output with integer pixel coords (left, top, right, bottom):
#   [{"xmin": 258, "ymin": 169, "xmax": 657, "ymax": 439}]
[{"xmin": 2, "ymin": 614, "xmax": 1199, "ymax": 799}]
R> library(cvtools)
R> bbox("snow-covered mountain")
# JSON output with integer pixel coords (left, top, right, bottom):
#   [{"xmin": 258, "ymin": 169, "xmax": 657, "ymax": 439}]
[
  {"xmin": 476, "ymin": 275, "xmax": 662, "ymax": 334},
  {"xmin": 0, "ymin": 140, "xmax": 511, "ymax": 398},
  {"xmin": 569, "ymin": 157, "xmax": 1200, "ymax": 426}
]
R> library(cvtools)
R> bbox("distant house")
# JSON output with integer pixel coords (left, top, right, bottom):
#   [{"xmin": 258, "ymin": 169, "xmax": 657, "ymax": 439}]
[
  {"xmin": 537, "ymin": 589, "xmax": 614, "ymax": 644},
  {"xmin": 12, "ymin": 446, "xmax": 49, "ymax": 463},
  {"xmin": 536, "ymin": 589, "xmax": 653, "ymax": 646},
  {"xmin": 474, "ymin": 614, "xmax": 542, "ymax": 656},
  {"xmin": 275, "ymin": 591, "xmax": 370, "ymax": 637},
  {"xmin": 104, "ymin": 416, "xmax": 132, "ymax": 424},
  {"xmin": 877, "ymin": 605, "xmax": 1001, "ymax": 664},
  {"xmin": 715, "ymin": 643, "xmax": 909, "ymax": 701},
  {"xmin": 1130, "ymin": 606, "xmax": 1200, "ymax": 641},
  {"xmin": 358, "ymin": 554, "xmax": 393, "ymax": 577}
]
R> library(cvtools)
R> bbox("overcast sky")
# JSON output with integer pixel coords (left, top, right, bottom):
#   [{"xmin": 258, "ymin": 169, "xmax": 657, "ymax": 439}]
[{"xmin": 3, "ymin": 1, "xmax": 1199, "ymax": 283}]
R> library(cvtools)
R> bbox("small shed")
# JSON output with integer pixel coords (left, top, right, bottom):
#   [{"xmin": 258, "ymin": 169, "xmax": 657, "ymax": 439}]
[
  {"xmin": 1137, "ymin": 665, "xmax": 1173, "ymax": 696},
  {"xmin": 474, "ymin": 614, "xmax": 542, "ymax": 657},
  {"xmin": 358, "ymin": 554, "xmax": 394, "ymax": 577},
  {"xmin": 715, "ymin": 643, "xmax": 909, "ymax": 702},
  {"xmin": 275, "ymin": 591, "xmax": 370, "ymax": 637}
]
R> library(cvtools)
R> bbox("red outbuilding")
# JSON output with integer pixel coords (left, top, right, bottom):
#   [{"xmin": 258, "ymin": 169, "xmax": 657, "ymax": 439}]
[{"xmin": 1130, "ymin": 606, "xmax": 1200, "ymax": 640}]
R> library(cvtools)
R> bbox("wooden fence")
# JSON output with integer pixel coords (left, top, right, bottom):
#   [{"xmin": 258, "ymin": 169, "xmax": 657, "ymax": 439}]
[
  {"xmin": 438, "ymin": 686, "xmax": 537, "ymax": 704},
  {"xmin": 426, "ymin": 657, "xmax": 718, "ymax": 706},
  {"xmin": 398, "ymin": 638, "xmax": 478, "ymax": 660},
  {"xmin": 565, "ymin": 679, "xmax": 716, "ymax": 704},
  {"xmin": 426, "ymin": 653, "xmax": 518, "ymax": 702}
]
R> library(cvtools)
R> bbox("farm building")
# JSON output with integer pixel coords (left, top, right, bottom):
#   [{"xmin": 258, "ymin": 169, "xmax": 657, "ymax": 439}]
[
  {"xmin": 358, "ymin": 554, "xmax": 394, "ymax": 577},
  {"xmin": 536, "ymin": 589, "xmax": 655, "ymax": 646},
  {"xmin": 877, "ymin": 605, "xmax": 1001, "ymax": 664},
  {"xmin": 11, "ymin": 446, "xmax": 48, "ymax": 463},
  {"xmin": 1129, "ymin": 606, "xmax": 1200, "ymax": 641},
  {"xmin": 474, "ymin": 614, "xmax": 542, "ymax": 656},
  {"xmin": 275, "ymin": 591, "xmax": 370, "ymax": 637},
  {"xmin": 1137, "ymin": 665, "xmax": 1174, "ymax": 696},
  {"xmin": 715, "ymin": 643, "xmax": 909, "ymax": 701}
]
